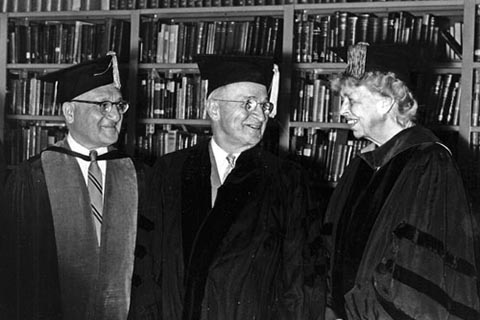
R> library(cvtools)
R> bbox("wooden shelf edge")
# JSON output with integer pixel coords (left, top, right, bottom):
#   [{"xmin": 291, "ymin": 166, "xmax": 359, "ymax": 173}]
[
  {"xmin": 294, "ymin": 0, "xmax": 464, "ymax": 14},
  {"xmin": 289, "ymin": 121, "xmax": 349, "ymax": 129},
  {"xmin": 138, "ymin": 118, "xmax": 210, "ymax": 126},
  {"xmin": 138, "ymin": 63, "xmax": 199, "ymax": 70},
  {"xmin": 7, "ymin": 10, "xmax": 131, "ymax": 18},
  {"xmin": 6, "ymin": 115, "xmax": 65, "ymax": 121}
]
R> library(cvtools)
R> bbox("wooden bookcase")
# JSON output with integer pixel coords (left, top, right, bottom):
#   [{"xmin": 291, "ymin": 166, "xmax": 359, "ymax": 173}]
[{"xmin": 0, "ymin": 0, "xmax": 479, "ymax": 189}]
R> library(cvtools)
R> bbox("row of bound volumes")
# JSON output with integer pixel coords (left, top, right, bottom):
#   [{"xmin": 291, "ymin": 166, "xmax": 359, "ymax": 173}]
[
  {"xmin": 469, "ymin": 132, "xmax": 480, "ymax": 190},
  {"xmin": 138, "ymin": 70, "xmax": 208, "ymax": 120},
  {"xmin": 5, "ymin": 122, "xmax": 66, "ymax": 165},
  {"xmin": 294, "ymin": 10, "xmax": 457, "ymax": 63},
  {"xmin": 8, "ymin": 70, "xmax": 61, "ymax": 116},
  {"xmin": 0, "ymin": 0, "xmax": 108, "ymax": 12},
  {"xmin": 291, "ymin": 127, "xmax": 368, "ymax": 183},
  {"xmin": 291, "ymin": 70, "xmax": 342, "ymax": 123},
  {"xmin": 8, "ymin": 19, "xmax": 130, "ymax": 64},
  {"xmin": 417, "ymin": 72, "xmax": 461, "ymax": 126},
  {"xmin": 140, "ymin": 16, "xmax": 282, "ymax": 63},
  {"xmin": 472, "ymin": 69, "xmax": 480, "ymax": 126},
  {"xmin": 136, "ymin": 124, "xmax": 211, "ymax": 162},
  {"xmin": 0, "ymin": 0, "xmax": 438, "ymax": 12}
]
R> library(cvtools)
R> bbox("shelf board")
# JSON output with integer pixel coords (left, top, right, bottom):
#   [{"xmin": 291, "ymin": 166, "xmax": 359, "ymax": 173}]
[
  {"xmin": 7, "ymin": 63, "xmax": 74, "ymax": 70},
  {"xmin": 294, "ymin": 0, "xmax": 464, "ymax": 15},
  {"xmin": 294, "ymin": 61, "xmax": 461, "ymax": 72},
  {"xmin": 138, "ymin": 63, "xmax": 199, "ymax": 71},
  {"xmin": 6, "ymin": 115, "xmax": 65, "ymax": 121},
  {"xmin": 7, "ymin": 10, "xmax": 131, "ymax": 19},
  {"xmin": 138, "ymin": 118, "xmax": 210, "ymax": 126},
  {"xmin": 294, "ymin": 63, "xmax": 345, "ymax": 72},
  {"xmin": 289, "ymin": 121, "xmax": 349, "ymax": 129},
  {"xmin": 138, "ymin": 5, "xmax": 284, "ymax": 17},
  {"xmin": 470, "ymin": 126, "xmax": 480, "ymax": 132}
]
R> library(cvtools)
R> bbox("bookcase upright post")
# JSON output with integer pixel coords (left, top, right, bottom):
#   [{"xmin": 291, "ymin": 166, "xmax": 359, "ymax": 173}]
[
  {"xmin": 279, "ymin": 4, "xmax": 294, "ymax": 155},
  {"xmin": 457, "ymin": 0, "xmax": 474, "ymax": 181},
  {"xmin": 126, "ymin": 11, "xmax": 141, "ymax": 155},
  {"xmin": 0, "ymin": 13, "xmax": 8, "ymax": 143}
]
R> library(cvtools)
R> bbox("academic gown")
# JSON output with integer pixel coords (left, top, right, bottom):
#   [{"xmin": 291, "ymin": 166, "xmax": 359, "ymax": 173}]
[
  {"xmin": 150, "ymin": 140, "xmax": 326, "ymax": 320},
  {"xmin": 323, "ymin": 125, "xmax": 480, "ymax": 320},
  {"xmin": 0, "ymin": 139, "xmax": 157, "ymax": 320}
]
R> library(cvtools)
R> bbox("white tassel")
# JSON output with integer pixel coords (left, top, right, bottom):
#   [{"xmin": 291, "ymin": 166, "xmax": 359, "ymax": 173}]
[
  {"xmin": 269, "ymin": 64, "xmax": 280, "ymax": 118},
  {"xmin": 107, "ymin": 51, "xmax": 121, "ymax": 89}
]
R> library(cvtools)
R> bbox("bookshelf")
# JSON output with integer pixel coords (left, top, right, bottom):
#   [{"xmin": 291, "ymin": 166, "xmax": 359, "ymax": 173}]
[{"xmin": 0, "ymin": 0, "xmax": 478, "ymax": 189}]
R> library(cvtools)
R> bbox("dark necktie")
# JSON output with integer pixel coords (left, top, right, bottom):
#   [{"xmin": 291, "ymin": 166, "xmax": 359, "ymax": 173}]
[{"xmin": 88, "ymin": 150, "xmax": 103, "ymax": 241}]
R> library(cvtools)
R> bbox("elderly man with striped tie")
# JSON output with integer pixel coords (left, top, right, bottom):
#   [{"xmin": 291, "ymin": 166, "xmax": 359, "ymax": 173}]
[{"xmin": 0, "ymin": 53, "xmax": 158, "ymax": 320}]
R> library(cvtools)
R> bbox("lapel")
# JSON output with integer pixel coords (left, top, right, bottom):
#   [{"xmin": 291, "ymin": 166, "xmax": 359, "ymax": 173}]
[
  {"xmin": 182, "ymin": 145, "xmax": 266, "ymax": 319},
  {"xmin": 209, "ymin": 143, "xmax": 222, "ymax": 206},
  {"xmin": 42, "ymin": 138, "xmax": 99, "ymax": 320},
  {"xmin": 181, "ymin": 141, "xmax": 212, "ymax": 266},
  {"xmin": 42, "ymin": 138, "xmax": 138, "ymax": 320}
]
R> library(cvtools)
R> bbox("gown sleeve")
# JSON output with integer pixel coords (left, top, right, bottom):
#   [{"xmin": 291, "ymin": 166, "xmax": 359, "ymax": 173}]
[
  {"xmin": 277, "ymin": 163, "xmax": 327, "ymax": 320},
  {"xmin": 0, "ymin": 159, "xmax": 63, "ymax": 319}
]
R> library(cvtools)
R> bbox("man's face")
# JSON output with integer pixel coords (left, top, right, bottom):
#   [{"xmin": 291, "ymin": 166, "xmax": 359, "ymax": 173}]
[
  {"xmin": 339, "ymin": 85, "xmax": 387, "ymax": 144},
  {"xmin": 211, "ymin": 82, "xmax": 269, "ymax": 153},
  {"xmin": 66, "ymin": 84, "xmax": 123, "ymax": 149}
]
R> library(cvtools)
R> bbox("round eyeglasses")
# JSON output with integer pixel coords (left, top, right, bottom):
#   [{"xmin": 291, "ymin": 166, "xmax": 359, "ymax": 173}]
[
  {"xmin": 70, "ymin": 99, "xmax": 130, "ymax": 114},
  {"xmin": 212, "ymin": 98, "xmax": 274, "ymax": 114}
]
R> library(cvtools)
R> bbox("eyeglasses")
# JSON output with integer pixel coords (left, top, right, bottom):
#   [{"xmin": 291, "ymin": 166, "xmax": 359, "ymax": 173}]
[
  {"xmin": 70, "ymin": 99, "xmax": 130, "ymax": 114},
  {"xmin": 212, "ymin": 98, "xmax": 274, "ymax": 114}
]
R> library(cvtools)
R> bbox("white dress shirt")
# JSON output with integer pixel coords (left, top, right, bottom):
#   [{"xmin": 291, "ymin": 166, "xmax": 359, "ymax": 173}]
[
  {"xmin": 210, "ymin": 138, "xmax": 239, "ymax": 184},
  {"xmin": 67, "ymin": 134, "xmax": 108, "ymax": 195}
]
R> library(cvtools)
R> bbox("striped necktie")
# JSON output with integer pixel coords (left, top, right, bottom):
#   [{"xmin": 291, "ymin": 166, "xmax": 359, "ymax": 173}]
[
  {"xmin": 88, "ymin": 150, "xmax": 103, "ymax": 241},
  {"xmin": 223, "ymin": 154, "xmax": 236, "ymax": 183}
]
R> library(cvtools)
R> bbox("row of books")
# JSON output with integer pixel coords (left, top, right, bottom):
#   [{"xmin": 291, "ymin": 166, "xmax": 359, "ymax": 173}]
[
  {"xmin": 8, "ymin": 71, "xmax": 61, "ymax": 116},
  {"xmin": 469, "ymin": 132, "xmax": 480, "ymax": 189},
  {"xmin": 0, "ymin": 0, "xmax": 107, "ymax": 12},
  {"xmin": 291, "ymin": 127, "xmax": 369, "ymax": 182},
  {"xmin": 472, "ymin": 69, "xmax": 480, "ymax": 127},
  {"xmin": 5, "ymin": 122, "xmax": 66, "ymax": 165},
  {"xmin": 136, "ymin": 124, "xmax": 211, "ymax": 162},
  {"xmin": 291, "ymin": 70, "xmax": 462, "ymax": 126},
  {"xmin": 1, "ymin": 0, "xmax": 439, "ymax": 12},
  {"xmin": 475, "ymin": 6, "xmax": 480, "ymax": 63},
  {"xmin": 138, "ymin": 70, "xmax": 208, "ymax": 119},
  {"xmin": 294, "ymin": 10, "xmax": 458, "ymax": 63},
  {"xmin": 140, "ymin": 16, "xmax": 282, "ymax": 63},
  {"xmin": 291, "ymin": 70, "xmax": 341, "ymax": 123},
  {"xmin": 8, "ymin": 19, "xmax": 130, "ymax": 64},
  {"xmin": 417, "ymin": 73, "xmax": 461, "ymax": 126}
]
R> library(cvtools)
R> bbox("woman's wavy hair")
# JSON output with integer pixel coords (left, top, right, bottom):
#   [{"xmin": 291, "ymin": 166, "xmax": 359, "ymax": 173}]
[{"xmin": 330, "ymin": 70, "xmax": 418, "ymax": 127}]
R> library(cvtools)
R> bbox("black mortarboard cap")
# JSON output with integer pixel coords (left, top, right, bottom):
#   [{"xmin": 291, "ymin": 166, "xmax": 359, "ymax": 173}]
[
  {"xmin": 330, "ymin": 43, "xmax": 425, "ymax": 86},
  {"xmin": 39, "ymin": 52, "xmax": 121, "ymax": 103},
  {"xmin": 195, "ymin": 55, "xmax": 275, "ymax": 96}
]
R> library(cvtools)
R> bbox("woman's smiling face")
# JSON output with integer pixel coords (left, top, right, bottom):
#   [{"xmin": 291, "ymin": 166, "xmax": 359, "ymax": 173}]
[{"xmin": 340, "ymin": 85, "xmax": 388, "ymax": 145}]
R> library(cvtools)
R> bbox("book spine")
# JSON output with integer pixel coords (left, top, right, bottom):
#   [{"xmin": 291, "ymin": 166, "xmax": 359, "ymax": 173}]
[{"xmin": 473, "ymin": 69, "xmax": 480, "ymax": 126}]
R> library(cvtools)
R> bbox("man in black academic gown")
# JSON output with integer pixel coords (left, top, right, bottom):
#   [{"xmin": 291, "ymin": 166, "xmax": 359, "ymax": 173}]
[
  {"xmin": 149, "ymin": 55, "xmax": 326, "ymax": 319},
  {"xmin": 323, "ymin": 43, "xmax": 480, "ymax": 319},
  {"xmin": 0, "ymin": 53, "xmax": 158, "ymax": 320}
]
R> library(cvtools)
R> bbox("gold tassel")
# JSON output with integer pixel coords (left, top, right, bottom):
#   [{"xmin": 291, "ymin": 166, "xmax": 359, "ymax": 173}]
[{"xmin": 346, "ymin": 42, "xmax": 369, "ymax": 79}]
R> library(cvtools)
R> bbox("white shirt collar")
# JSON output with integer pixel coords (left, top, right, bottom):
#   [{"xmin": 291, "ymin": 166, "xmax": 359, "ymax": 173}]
[
  {"xmin": 210, "ymin": 138, "xmax": 240, "ymax": 184},
  {"xmin": 67, "ymin": 134, "xmax": 108, "ymax": 157}
]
